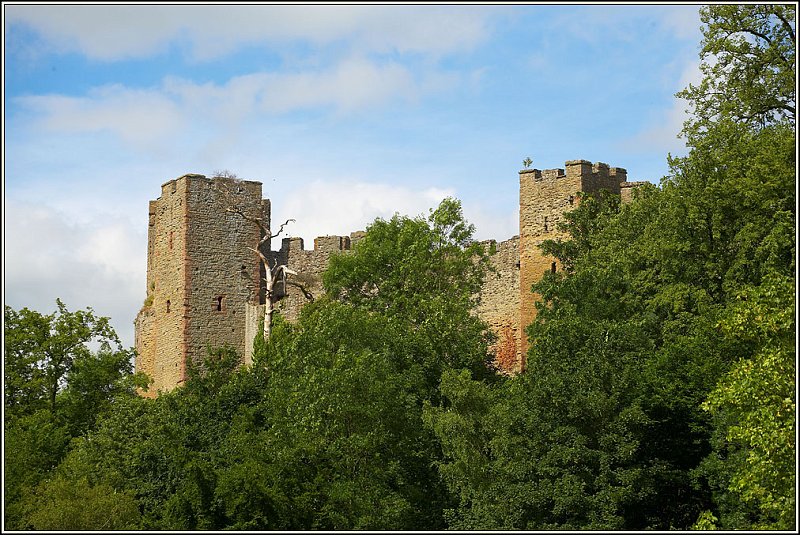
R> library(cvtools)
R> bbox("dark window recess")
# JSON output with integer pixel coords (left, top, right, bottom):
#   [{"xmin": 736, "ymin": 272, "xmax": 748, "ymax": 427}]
[
  {"xmin": 544, "ymin": 217, "xmax": 549, "ymax": 232},
  {"xmin": 551, "ymin": 262, "xmax": 557, "ymax": 273},
  {"xmin": 214, "ymin": 296, "xmax": 224, "ymax": 311},
  {"xmin": 166, "ymin": 300, "xmax": 171, "ymax": 313},
  {"xmin": 169, "ymin": 231, "xmax": 174, "ymax": 250},
  {"xmin": 569, "ymin": 195, "xmax": 575, "ymax": 206}
]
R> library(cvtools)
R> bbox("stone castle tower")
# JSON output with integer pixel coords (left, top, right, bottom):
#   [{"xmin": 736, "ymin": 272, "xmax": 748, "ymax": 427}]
[
  {"xmin": 518, "ymin": 160, "xmax": 640, "ymax": 366},
  {"xmin": 134, "ymin": 174, "xmax": 270, "ymax": 397},
  {"xmin": 135, "ymin": 160, "xmax": 639, "ymax": 394}
]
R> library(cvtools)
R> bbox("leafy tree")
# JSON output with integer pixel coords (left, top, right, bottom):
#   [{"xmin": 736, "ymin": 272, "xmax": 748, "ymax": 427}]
[
  {"xmin": 22, "ymin": 476, "xmax": 141, "ymax": 530},
  {"xmin": 678, "ymin": 4, "xmax": 795, "ymax": 138},
  {"xmin": 427, "ymin": 185, "xmax": 737, "ymax": 529},
  {"xmin": 210, "ymin": 199, "xmax": 495, "ymax": 529},
  {"xmin": 4, "ymin": 300, "xmax": 125, "ymax": 417},
  {"xmin": 35, "ymin": 345, "xmax": 266, "ymax": 530},
  {"xmin": 671, "ymin": 5, "xmax": 796, "ymax": 530},
  {"xmin": 3, "ymin": 409, "xmax": 72, "ymax": 529},
  {"xmin": 213, "ymin": 305, "xmax": 450, "ymax": 529},
  {"xmin": 4, "ymin": 300, "xmax": 146, "ymax": 529},
  {"xmin": 695, "ymin": 274, "xmax": 795, "ymax": 530},
  {"xmin": 427, "ymin": 18, "xmax": 796, "ymax": 521},
  {"xmin": 324, "ymin": 197, "xmax": 495, "ymax": 385}
]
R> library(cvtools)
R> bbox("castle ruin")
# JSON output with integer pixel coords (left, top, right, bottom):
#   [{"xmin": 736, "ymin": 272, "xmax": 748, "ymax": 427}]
[{"xmin": 135, "ymin": 160, "xmax": 642, "ymax": 396}]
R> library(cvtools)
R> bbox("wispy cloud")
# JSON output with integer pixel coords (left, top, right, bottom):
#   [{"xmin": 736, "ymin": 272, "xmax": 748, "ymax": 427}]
[
  {"xmin": 17, "ymin": 86, "xmax": 185, "ymax": 152},
  {"xmin": 5, "ymin": 5, "xmax": 503, "ymax": 61},
  {"xmin": 554, "ymin": 5, "xmax": 701, "ymax": 44},
  {"xmin": 16, "ymin": 56, "xmax": 460, "ymax": 153}
]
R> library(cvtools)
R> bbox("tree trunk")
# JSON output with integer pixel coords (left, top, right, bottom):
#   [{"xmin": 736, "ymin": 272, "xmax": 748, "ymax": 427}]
[{"xmin": 264, "ymin": 282, "xmax": 274, "ymax": 340}]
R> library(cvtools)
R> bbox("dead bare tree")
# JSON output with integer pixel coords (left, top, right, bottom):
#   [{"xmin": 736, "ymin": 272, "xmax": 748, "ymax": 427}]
[{"xmin": 216, "ymin": 176, "xmax": 311, "ymax": 340}]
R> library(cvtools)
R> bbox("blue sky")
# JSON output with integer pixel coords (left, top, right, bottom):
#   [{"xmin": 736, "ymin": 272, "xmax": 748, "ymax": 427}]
[{"xmin": 3, "ymin": 3, "xmax": 704, "ymax": 348}]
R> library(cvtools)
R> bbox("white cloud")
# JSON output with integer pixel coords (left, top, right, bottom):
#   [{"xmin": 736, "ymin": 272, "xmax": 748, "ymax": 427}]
[
  {"xmin": 462, "ymin": 201, "xmax": 519, "ymax": 243},
  {"xmin": 4, "ymin": 202, "xmax": 146, "ymax": 349},
  {"xmin": 658, "ymin": 5, "xmax": 703, "ymax": 40},
  {"xmin": 273, "ymin": 179, "xmax": 454, "ymax": 246},
  {"xmin": 257, "ymin": 58, "xmax": 419, "ymax": 114},
  {"xmin": 17, "ymin": 86, "xmax": 185, "ymax": 152},
  {"xmin": 15, "ymin": 57, "xmax": 458, "ymax": 152},
  {"xmin": 5, "ymin": 4, "xmax": 500, "ymax": 61}
]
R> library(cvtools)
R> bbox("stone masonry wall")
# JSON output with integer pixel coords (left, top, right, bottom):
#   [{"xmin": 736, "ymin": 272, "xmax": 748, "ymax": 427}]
[
  {"xmin": 270, "ymin": 232, "xmax": 366, "ymax": 322},
  {"xmin": 620, "ymin": 181, "xmax": 649, "ymax": 203},
  {"xmin": 476, "ymin": 237, "xmax": 521, "ymax": 372},
  {"xmin": 518, "ymin": 166, "xmax": 578, "ymax": 365},
  {"xmin": 134, "ymin": 177, "xmax": 191, "ymax": 397},
  {"xmin": 518, "ymin": 160, "xmax": 628, "ymax": 368},
  {"xmin": 135, "ymin": 174, "xmax": 268, "ymax": 396},
  {"xmin": 184, "ymin": 177, "xmax": 269, "ymax": 373}
]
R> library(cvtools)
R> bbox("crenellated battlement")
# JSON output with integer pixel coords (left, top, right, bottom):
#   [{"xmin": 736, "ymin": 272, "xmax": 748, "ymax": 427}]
[
  {"xmin": 281, "ymin": 237, "xmax": 305, "ymax": 252},
  {"xmin": 280, "ymin": 232, "xmax": 366, "ymax": 253},
  {"xmin": 521, "ymin": 160, "xmax": 627, "ymax": 186},
  {"xmin": 314, "ymin": 235, "xmax": 351, "ymax": 252}
]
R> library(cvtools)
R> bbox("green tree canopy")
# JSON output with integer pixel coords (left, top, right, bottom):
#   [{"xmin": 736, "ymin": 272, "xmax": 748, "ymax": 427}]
[
  {"xmin": 4, "ymin": 300, "xmax": 146, "ymax": 530},
  {"xmin": 678, "ymin": 4, "xmax": 795, "ymax": 139},
  {"xmin": 4, "ymin": 300, "xmax": 126, "ymax": 418}
]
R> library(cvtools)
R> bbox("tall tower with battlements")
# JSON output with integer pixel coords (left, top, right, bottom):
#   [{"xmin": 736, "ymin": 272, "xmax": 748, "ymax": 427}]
[
  {"xmin": 134, "ymin": 174, "xmax": 270, "ymax": 397},
  {"xmin": 518, "ymin": 160, "xmax": 631, "ymax": 368}
]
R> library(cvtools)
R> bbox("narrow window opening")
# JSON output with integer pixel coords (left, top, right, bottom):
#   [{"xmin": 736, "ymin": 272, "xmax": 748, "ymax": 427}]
[
  {"xmin": 215, "ymin": 296, "xmax": 224, "ymax": 311},
  {"xmin": 166, "ymin": 300, "xmax": 171, "ymax": 313},
  {"xmin": 544, "ymin": 217, "xmax": 549, "ymax": 232},
  {"xmin": 169, "ymin": 231, "xmax": 174, "ymax": 250},
  {"xmin": 568, "ymin": 195, "xmax": 574, "ymax": 206},
  {"xmin": 551, "ymin": 262, "xmax": 557, "ymax": 274}
]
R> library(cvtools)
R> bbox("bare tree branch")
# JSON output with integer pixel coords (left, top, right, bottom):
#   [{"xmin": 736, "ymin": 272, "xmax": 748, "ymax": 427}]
[
  {"xmin": 773, "ymin": 10, "xmax": 796, "ymax": 45},
  {"xmin": 286, "ymin": 280, "xmax": 315, "ymax": 302},
  {"xmin": 273, "ymin": 219, "xmax": 296, "ymax": 240}
]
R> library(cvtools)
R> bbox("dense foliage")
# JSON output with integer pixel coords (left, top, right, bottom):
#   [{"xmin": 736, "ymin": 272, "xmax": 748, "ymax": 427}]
[
  {"xmin": 428, "ymin": 4, "xmax": 795, "ymax": 530},
  {"xmin": 4, "ymin": 5, "xmax": 794, "ymax": 530},
  {"xmin": 4, "ymin": 300, "xmax": 146, "ymax": 529}
]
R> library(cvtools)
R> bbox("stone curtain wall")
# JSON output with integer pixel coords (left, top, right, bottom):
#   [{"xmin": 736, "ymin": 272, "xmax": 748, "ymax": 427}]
[
  {"xmin": 476, "ymin": 237, "xmax": 521, "ymax": 372},
  {"xmin": 136, "ymin": 160, "xmax": 639, "ymax": 394},
  {"xmin": 269, "ymin": 232, "xmax": 367, "ymax": 322}
]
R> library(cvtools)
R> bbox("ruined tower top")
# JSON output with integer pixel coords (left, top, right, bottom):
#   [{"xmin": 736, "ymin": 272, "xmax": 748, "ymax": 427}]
[{"xmin": 135, "ymin": 173, "xmax": 270, "ymax": 397}]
